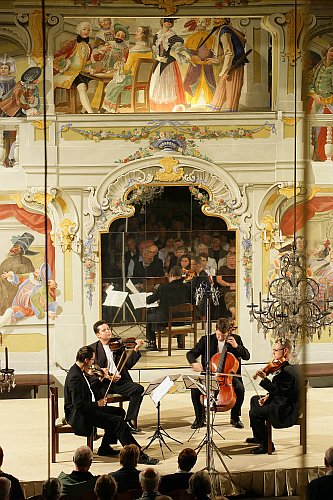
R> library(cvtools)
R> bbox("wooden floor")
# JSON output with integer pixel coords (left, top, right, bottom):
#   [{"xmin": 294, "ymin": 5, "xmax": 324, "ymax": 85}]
[{"xmin": 0, "ymin": 384, "xmax": 331, "ymax": 498}]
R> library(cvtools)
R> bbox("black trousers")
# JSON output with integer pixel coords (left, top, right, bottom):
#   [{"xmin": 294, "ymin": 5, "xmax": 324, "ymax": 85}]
[
  {"xmin": 146, "ymin": 308, "xmax": 185, "ymax": 346},
  {"xmin": 249, "ymin": 394, "xmax": 270, "ymax": 446},
  {"xmin": 191, "ymin": 376, "xmax": 245, "ymax": 422},
  {"xmin": 102, "ymin": 378, "xmax": 144, "ymax": 422},
  {"xmin": 86, "ymin": 405, "xmax": 140, "ymax": 449}
]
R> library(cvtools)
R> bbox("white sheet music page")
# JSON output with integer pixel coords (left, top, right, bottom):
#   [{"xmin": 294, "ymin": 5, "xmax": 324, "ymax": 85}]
[
  {"xmin": 103, "ymin": 289, "xmax": 128, "ymax": 307},
  {"xmin": 151, "ymin": 376, "xmax": 174, "ymax": 405}
]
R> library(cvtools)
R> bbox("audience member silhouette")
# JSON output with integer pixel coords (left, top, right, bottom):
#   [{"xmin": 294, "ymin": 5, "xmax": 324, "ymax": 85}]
[
  {"xmin": 307, "ymin": 445, "xmax": 333, "ymax": 500},
  {"xmin": 58, "ymin": 446, "xmax": 98, "ymax": 497},
  {"xmin": 0, "ymin": 446, "xmax": 24, "ymax": 500},
  {"xmin": 159, "ymin": 448, "xmax": 197, "ymax": 494},
  {"xmin": 0, "ymin": 478, "xmax": 11, "ymax": 500},
  {"xmin": 94, "ymin": 474, "xmax": 117, "ymax": 500},
  {"xmin": 188, "ymin": 471, "xmax": 212, "ymax": 500},
  {"xmin": 110, "ymin": 444, "xmax": 141, "ymax": 493},
  {"xmin": 41, "ymin": 478, "xmax": 62, "ymax": 500}
]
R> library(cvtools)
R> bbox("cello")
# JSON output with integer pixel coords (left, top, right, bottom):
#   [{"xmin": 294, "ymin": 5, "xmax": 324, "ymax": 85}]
[{"xmin": 201, "ymin": 322, "xmax": 240, "ymax": 412}]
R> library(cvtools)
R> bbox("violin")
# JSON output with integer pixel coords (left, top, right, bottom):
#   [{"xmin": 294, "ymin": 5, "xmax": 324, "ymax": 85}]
[
  {"xmin": 253, "ymin": 357, "xmax": 288, "ymax": 379},
  {"xmin": 108, "ymin": 337, "xmax": 137, "ymax": 351},
  {"xmin": 182, "ymin": 268, "xmax": 197, "ymax": 281},
  {"xmin": 201, "ymin": 321, "xmax": 239, "ymax": 412},
  {"xmin": 86, "ymin": 363, "xmax": 107, "ymax": 378}
]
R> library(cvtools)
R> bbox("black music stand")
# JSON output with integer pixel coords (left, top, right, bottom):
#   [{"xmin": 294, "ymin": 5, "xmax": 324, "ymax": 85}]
[{"xmin": 141, "ymin": 374, "xmax": 182, "ymax": 459}]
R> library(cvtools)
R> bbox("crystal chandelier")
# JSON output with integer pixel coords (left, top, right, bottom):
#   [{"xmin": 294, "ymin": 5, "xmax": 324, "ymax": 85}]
[
  {"xmin": 0, "ymin": 347, "xmax": 15, "ymax": 393},
  {"xmin": 248, "ymin": 249, "xmax": 333, "ymax": 347}
]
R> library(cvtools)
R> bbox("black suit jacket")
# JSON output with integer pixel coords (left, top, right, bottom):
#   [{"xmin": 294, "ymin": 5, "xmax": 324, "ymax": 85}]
[
  {"xmin": 186, "ymin": 332, "xmax": 250, "ymax": 375},
  {"xmin": 89, "ymin": 339, "xmax": 140, "ymax": 382},
  {"xmin": 259, "ymin": 362, "xmax": 300, "ymax": 429},
  {"xmin": 159, "ymin": 472, "xmax": 193, "ymax": 494},
  {"xmin": 307, "ymin": 474, "xmax": 333, "ymax": 500},
  {"xmin": 146, "ymin": 278, "xmax": 192, "ymax": 323},
  {"xmin": 64, "ymin": 363, "xmax": 98, "ymax": 437},
  {"xmin": 111, "ymin": 467, "xmax": 141, "ymax": 493}
]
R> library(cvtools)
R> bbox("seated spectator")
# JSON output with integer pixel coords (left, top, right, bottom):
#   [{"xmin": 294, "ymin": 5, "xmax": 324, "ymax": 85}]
[
  {"xmin": 0, "ymin": 478, "xmax": 11, "ymax": 500},
  {"xmin": 58, "ymin": 446, "xmax": 98, "ymax": 498},
  {"xmin": 42, "ymin": 478, "xmax": 62, "ymax": 500},
  {"xmin": 196, "ymin": 245, "xmax": 216, "ymax": 273},
  {"xmin": 94, "ymin": 474, "xmax": 117, "ymax": 500},
  {"xmin": 0, "ymin": 446, "xmax": 24, "ymax": 500},
  {"xmin": 179, "ymin": 254, "xmax": 191, "ymax": 272},
  {"xmin": 188, "ymin": 471, "xmax": 211, "ymax": 500},
  {"xmin": 111, "ymin": 444, "xmax": 141, "ymax": 493},
  {"xmin": 307, "ymin": 445, "xmax": 333, "ymax": 499},
  {"xmin": 167, "ymin": 245, "xmax": 186, "ymax": 273},
  {"xmin": 159, "ymin": 448, "xmax": 197, "ymax": 494},
  {"xmin": 137, "ymin": 467, "xmax": 161, "ymax": 500}
]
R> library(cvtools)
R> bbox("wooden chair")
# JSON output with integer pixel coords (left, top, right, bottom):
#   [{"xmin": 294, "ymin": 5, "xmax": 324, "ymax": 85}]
[
  {"xmin": 50, "ymin": 386, "xmax": 93, "ymax": 463},
  {"xmin": 157, "ymin": 303, "xmax": 197, "ymax": 356},
  {"xmin": 116, "ymin": 57, "xmax": 155, "ymax": 113},
  {"xmin": 266, "ymin": 379, "xmax": 308, "ymax": 455},
  {"xmin": 54, "ymin": 87, "xmax": 78, "ymax": 114}
]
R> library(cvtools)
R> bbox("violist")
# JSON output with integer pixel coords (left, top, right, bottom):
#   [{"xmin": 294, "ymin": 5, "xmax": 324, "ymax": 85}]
[{"xmin": 186, "ymin": 317, "xmax": 250, "ymax": 429}]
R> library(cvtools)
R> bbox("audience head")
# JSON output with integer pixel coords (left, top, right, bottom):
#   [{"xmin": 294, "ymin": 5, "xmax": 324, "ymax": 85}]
[
  {"xmin": 41, "ymin": 478, "xmax": 62, "ymax": 500},
  {"xmin": 73, "ymin": 445, "xmax": 93, "ymax": 471},
  {"xmin": 139, "ymin": 467, "xmax": 160, "ymax": 493},
  {"xmin": 119, "ymin": 444, "xmax": 140, "ymax": 468},
  {"xmin": 0, "ymin": 478, "xmax": 10, "ymax": 500},
  {"xmin": 178, "ymin": 448, "xmax": 197, "ymax": 472},
  {"xmin": 188, "ymin": 471, "xmax": 211, "ymax": 498},
  {"xmin": 324, "ymin": 446, "xmax": 333, "ymax": 469},
  {"xmin": 94, "ymin": 474, "xmax": 117, "ymax": 500}
]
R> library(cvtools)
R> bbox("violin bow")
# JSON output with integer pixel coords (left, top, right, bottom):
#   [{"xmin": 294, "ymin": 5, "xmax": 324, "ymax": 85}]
[{"xmin": 103, "ymin": 349, "xmax": 126, "ymax": 399}]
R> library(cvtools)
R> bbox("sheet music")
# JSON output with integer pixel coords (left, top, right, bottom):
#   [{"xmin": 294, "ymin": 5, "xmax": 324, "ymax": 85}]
[
  {"xmin": 103, "ymin": 290, "xmax": 128, "ymax": 307},
  {"xmin": 129, "ymin": 293, "xmax": 148, "ymax": 310},
  {"xmin": 151, "ymin": 376, "xmax": 174, "ymax": 405},
  {"xmin": 126, "ymin": 279, "xmax": 139, "ymax": 294}
]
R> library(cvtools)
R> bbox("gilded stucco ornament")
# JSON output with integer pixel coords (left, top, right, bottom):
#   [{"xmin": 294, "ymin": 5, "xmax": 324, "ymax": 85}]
[
  {"xmin": 56, "ymin": 218, "xmax": 79, "ymax": 253},
  {"xmin": 136, "ymin": 0, "xmax": 196, "ymax": 15},
  {"xmin": 154, "ymin": 157, "xmax": 184, "ymax": 182}
]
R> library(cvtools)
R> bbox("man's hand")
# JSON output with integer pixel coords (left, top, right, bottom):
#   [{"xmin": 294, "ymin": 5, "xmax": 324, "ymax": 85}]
[
  {"xmin": 254, "ymin": 369, "xmax": 267, "ymax": 380},
  {"xmin": 227, "ymin": 336, "xmax": 238, "ymax": 348},
  {"xmin": 259, "ymin": 394, "xmax": 269, "ymax": 406},
  {"xmin": 192, "ymin": 362, "xmax": 203, "ymax": 373},
  {"xmin": 134, "ymin": 339, "xmax": 144, "ymax": 352},
  {"xmin": 97, "ymin": 397, "xmax": 107, "ymax": 407},
  {"xmin": 112, "ymin": 374, "xmax": 121, "ymax": 383}
]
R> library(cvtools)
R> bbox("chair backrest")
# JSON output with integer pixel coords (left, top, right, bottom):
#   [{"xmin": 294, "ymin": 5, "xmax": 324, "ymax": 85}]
[
  {"xmin": 168, "ymin": 303, "xmax": 196, "ymax": 324},
  {"xmin": 134, "ymin": 58, "xmax": 155, "ymax": 85},
  {"xmin": 50, "ymin": 385, "xmax": 59, "ymax": 420},
  {"xmin": 166, "ymin": 489, "xmax": 195, "ymax": 500}
]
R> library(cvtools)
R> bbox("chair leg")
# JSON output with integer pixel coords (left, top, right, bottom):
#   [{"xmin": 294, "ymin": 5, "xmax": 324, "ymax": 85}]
[
  {"xmin": 87, "ymin": 433, "xmax": 93, "ymax": 451},
  {"xmin": 168, "ymin": 332, "xmax": 172, "ymax": 357},
  {"xmin": 51, "ymin": 431, "xmax": 57, "ymax": 463},
  {"xmin": 157, "ymin": 331, "xmax": 161, "ymax": 351},
  {"xmin": 266, "ymin": 420, "xmax": 273, "ymax": 454},
  {"xmin": 300, "ymin": 417, "xmax": 307, "ymax": 454}
]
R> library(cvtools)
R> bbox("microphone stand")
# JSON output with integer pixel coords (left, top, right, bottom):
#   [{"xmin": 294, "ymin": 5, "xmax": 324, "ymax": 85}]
[{"xmin": 195, "ymin": 280, "xmax": 242, "ymax": 495}]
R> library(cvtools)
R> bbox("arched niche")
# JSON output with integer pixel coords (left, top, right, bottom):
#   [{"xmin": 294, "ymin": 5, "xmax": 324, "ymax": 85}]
[{"xmin": 83, "ymin": 155, "xmax": 253, "ymax": 326}]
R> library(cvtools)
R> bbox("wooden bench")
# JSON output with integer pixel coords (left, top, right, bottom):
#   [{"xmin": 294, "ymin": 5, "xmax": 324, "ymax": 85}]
[{"xmin": 15, "ymin": 374, "xmax": 56, "ymax": 398}]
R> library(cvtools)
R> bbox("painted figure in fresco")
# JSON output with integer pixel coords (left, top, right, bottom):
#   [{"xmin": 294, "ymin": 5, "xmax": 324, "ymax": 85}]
[
  {"xmin": 313, "ymin": 248, "xmax": 333, "ymax": 304},
  {"xmin": 53, "ymin": 21, "xmax": 93, "ymax": 114},
  {"xmin": 0, "ymin": 232, "xmax": 36, "ymax": 315},
  {"xmin": 149, "ymin": 18, "xmax": 190, "ymax": 112},
  {"xmin": 91, "ymin": 24, "xmax": 130, "ymax": 75},
  {"xmin": 101, "ymin": 26, "xmax": 152, "ymax": 113},
  {"xmin": 308, "ymin": 43, "xmax": 333, "ymax": 161},
  {"xmin": 209, "ymin": 18, "xmax": 248, "ymax": 112},
  {"xmin": 0, "ymin": 263, "xmax": 58, "ymax": 327},
  {"xmin": 0, "ymin": 54, "xmax": 16, "ymax": 98},
  {"xmin": 183, "ymin": 18, "xmax": 216, "ymax": 107},
  {"xmin": 90, "ymin": 18, "xmax": 115, "ymax": 74},
  {"xmin": 0, "ymin": 66, "xmax": 41, "ymax": 117}
]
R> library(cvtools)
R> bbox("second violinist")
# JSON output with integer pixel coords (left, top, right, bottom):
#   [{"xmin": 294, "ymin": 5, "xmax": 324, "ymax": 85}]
[
  {"xmin": 186, "ymin": 317, "xmax": 250, "ymax": 429},
  {"xmin": 247, "ymin": 338, "xmax": 300, "ymax": 454},
  {"xmin": 89, "ymin": 320, "xmax": 144, "ymax": 434}
]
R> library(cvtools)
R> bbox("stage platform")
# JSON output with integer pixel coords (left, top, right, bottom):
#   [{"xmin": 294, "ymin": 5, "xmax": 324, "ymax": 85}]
[{"xmin": 0, "ymin": 384, "xmax": 330, "ymax": 498}]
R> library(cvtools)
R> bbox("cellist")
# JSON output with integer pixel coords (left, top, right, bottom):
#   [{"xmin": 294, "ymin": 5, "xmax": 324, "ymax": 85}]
[{"xmin": 186, "ymin": 317, "xmax": 250, "ymax": 429}]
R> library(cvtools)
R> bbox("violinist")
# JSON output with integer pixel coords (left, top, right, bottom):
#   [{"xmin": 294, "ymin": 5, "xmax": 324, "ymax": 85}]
[
  {"xmin": 89, "ymin": 320, "xmax": 144, "ymax": 434},
  {"xmin": 186, "ymin": 317, "xmax": 250, "ymax": 429},
  {"xmin": 247, "ymin": 338, "xmax": 300, "ymax": 454},
  {"xmin": 64, "ymin": 345, "xmax": 158, "ymax": 464}
]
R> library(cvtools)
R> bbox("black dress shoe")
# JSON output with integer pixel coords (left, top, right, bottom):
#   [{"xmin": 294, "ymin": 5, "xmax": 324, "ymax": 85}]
[
  {"xmin": 126, "ymin": 420, "xmax": 141, "ymax": 433},
  {"xmin": 190, "ymin": 418, "xmax": 206, "ymax": 429},
  {"xmin": 97, "ymin": 445, "xmax": 120, "ymax": 457},
  {"xmin": 230, "ymin": 418, "xmax": 244, "ymax": 429},
  {"xmin": 245, "ymin": 437, "xmax": 261, "ymax": 444},
  {"xmin": 250, "ymin": 444, "xmax": 275, "ymax": 454},
  {"xmin": 138, "ymin": 452, "xmax": 159, "ymax": 465},
  {"xmin": 146, "ymin": 341, "xmax": 158, "ymax": 351}
]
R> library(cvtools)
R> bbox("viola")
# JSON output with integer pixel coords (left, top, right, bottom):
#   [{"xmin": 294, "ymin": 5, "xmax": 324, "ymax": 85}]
[
  {"xmin": 108, "ymin": 337, "xmax": 137, "ymax": 351},
  {"xmin": 253, "ymin": 357, "xmax": 288, "ymax": 380},
  {"xmin": 182, "ymin": 268, "xmax": 197, "ymax": 281},
  {"xmin": 86, "ymin": 363, "xmax": 106, "ymax": 378},
  {"xmin": 201, "ymin": 321, "xmax": 240, "ymax": 412}
]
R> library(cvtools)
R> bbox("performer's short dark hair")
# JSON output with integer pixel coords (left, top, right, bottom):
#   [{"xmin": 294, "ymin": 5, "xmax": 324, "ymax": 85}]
[
  {"xmin": 93, "ymin": 319, "xmax": 108, "ymax": 334},
  {"xmin": 178, "ymin": 448, "xmax": 197, "ymax": 471},
  {"xmin": 76, "ymin": 345, "xmax": 94, "ymax": 362},
  {"xmin": 216, "ymin": 317, "xmax": 231, "ymax": 333},
  {"xmin": 169, "ymin": 265, "xmax": 183, "ymax": 278}
]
